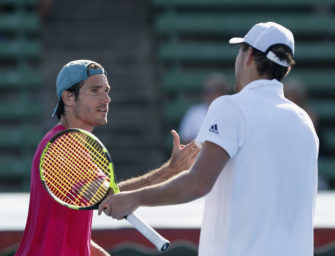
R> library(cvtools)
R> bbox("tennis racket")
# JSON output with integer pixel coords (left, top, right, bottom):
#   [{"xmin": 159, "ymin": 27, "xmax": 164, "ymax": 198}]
[{"xmin": 39, "ymin": 128, "xmax": 170, "ymax": 252}]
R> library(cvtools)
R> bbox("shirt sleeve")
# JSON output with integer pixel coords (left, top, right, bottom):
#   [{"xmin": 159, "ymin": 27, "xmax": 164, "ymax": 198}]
[{"xmin": 195, "ymin": 96, "xmax": 245, "ymax": 158}]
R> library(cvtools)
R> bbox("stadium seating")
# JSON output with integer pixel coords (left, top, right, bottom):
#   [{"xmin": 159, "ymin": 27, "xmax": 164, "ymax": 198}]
[
  {"xmin": 0, "ymin": 69, "xmax": 41, "ymax": 89},
  {"xmin": 0, "ymin": 0, "xmax": 42, "ymax": 191},
  {"xmin": 0, "ymin": 13, "xmax": 40, "ymax": 32},
  {"xmin": 152, "ymin": 0, "xmax": 335, "ymax": 186}
]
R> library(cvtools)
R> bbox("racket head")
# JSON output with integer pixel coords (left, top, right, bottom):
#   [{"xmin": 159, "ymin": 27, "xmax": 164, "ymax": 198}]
[{"xmin": 40, "ymin": 128, "xmax": 119, "ymax": 210}]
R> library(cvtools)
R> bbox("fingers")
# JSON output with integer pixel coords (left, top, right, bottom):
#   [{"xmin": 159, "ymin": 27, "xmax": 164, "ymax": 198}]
[
  {"xmin": 189, "ymin": 146, "xmax": 200, "ymax": 163},
  {"xmin": 171, "ymin": 130, "xmax": 180, "ymax": 151},
  {"xmin": 190, "ymin": 141, "xmax": 200, "ymax": 155},
  {"xmin": 98, "ymin": 198, "xmax": 118, "ymax": 218},
  {"xmin": 180, "ymin": 141, "xmax": 200, "ymax": 168},
  {"xmin": 98, "ymin": 199, "xmax": 108, "ymax": 215},
  {"xmin": 183, "ymin": 140, "xmax": 196, "ymax": 149},
  {"xmin": 169, "ymin": 141, "xmax": 200, "ymax": 172},
  {"xmin": 104, "ymin": 205, "xmax": 113, "ymax": 217},
  {"xmin": 98, "ymin": 194, "xmax": 133, "ymax": 220},
  {"xmin": 181, "ymin": 140, "xmax": 199, "ymax": 155}
]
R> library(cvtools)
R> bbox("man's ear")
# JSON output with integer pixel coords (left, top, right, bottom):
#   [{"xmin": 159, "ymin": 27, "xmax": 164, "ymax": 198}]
[
  {"xmin": 283, "ymin": 66, "xmax": 291, "ymax": 78},
  {"xmin": 245, "ymin": 47, "xmax": 254, "ymax": 66},
  {"xmin": 62, "ymin": 91, "xmax": 75, "ymax": 107}
]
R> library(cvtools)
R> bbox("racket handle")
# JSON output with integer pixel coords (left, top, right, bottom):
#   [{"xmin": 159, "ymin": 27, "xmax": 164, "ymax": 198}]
[{"xmin": 125, "ymin": 213, "xmax": 170, "ymax": 252}]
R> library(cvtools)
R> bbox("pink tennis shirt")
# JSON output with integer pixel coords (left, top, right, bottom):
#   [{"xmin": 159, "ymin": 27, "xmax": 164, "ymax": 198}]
[{"xmin": 16, "ymin": 124, "xmax": 94, "ymax": 256}]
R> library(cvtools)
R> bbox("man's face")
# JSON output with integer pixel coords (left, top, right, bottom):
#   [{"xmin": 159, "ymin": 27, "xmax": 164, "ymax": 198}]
[{"xmin": 71, "ymin": 74, "xmax": 111, "ymax": 130}]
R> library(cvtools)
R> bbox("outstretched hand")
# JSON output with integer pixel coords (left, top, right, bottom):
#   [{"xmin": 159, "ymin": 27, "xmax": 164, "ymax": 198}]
[
  {"xmin": 97, "ymin": 130, "xmax": 200, "ymax": 219},
  {"xmin": 168, "ymin": 130, "xmax": 200, "ymax": 173}
]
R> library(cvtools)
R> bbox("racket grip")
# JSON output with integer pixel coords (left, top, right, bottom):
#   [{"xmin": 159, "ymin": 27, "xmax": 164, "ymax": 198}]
[{"xmin": 125, "ymin": 213, "xmax": 170, "ymax": 252}]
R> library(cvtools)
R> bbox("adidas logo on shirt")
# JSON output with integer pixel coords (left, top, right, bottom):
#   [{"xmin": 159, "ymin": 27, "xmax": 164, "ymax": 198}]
[{"xmin": 209, "ymin": 124, "xmax": 219, "ymax": 134}]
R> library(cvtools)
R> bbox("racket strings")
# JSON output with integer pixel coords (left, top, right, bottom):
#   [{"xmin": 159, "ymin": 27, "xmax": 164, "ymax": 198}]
[
  {"xmin": 43, "ymin": 161, "xmax": 75, "ymax": 201},
  {"xmin": 75, "ymin": 134, "xmax": 109, "ymax": 171},
  {"xmin": 41, "ymin": 131, "xmax": 111, "ymax": 207},
  {"xmin": 43, "ymin": 147, "xmax": 99, "ymax": 205},
  {"xmin": 43, "ymin": 150, "xmax": 107, "ymax": 205},
  {"xmin": 70, "ymin": 134, "xmax": 111, "ymax": 202},
  {"xmin": 62, "ymin": 133, "xmax": 109, "ymax": 203},
  {"xmin": 48, "ymin": 137, "xmax": 106, "ymax": 205},
  {"xmin": 78, "ymin": 135, "xmax": 119, "ymax": 194},
  {"xmin": 66, "ymin": 133, "xmax": 111, "ymax": 203}
]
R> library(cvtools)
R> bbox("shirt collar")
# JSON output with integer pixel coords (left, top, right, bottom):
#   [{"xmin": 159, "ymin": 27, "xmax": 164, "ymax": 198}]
[{"xmin": 241, "ymin": 79, "xmax": 284, "ymax": 96}]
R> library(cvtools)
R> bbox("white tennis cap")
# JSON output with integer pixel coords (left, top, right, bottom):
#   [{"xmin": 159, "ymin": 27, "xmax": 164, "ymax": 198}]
[{"xmin": 229, "ymin": 22, "xmax": 295, "ymax": 67}]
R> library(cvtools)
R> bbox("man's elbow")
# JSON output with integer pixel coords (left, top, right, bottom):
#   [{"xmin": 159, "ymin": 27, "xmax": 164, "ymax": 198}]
[{"xmin": 191, "ymin": 177, "xmax": 214, "ymax": 199}]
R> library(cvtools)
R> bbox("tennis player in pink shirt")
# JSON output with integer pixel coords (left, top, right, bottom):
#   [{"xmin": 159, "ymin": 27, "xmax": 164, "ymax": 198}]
[{"xmin": 16, "ymin": 60, "xmax": 199, "ymax": 256}]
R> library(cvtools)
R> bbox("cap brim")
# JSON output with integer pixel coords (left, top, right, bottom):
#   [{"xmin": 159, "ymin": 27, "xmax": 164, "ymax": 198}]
[{"xmin": 229, "ymin": 37, "xmax": 245, "ymax": 44}]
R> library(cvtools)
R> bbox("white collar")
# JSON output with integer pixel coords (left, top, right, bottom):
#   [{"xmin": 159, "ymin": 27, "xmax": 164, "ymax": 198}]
[{"xmin": 241, "ymin": 79, "xmax": 284, "ymax": 95}]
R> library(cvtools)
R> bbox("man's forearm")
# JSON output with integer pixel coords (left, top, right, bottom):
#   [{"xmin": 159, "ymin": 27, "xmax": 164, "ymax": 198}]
[
  {"xmin": 137, "ymin": 169, "xmax": 207, "ymax": 207},
  {"xmin": 118, "ymin": 135, "xmax": 199, "ymax": 192},
  {"xmin": 98, "ymin": 141, "xmax": 228, "ymax": 220},
  {"xmin": 118, "ymin": 160, "xmax": 187, "ymax": 191},
  {"xmin": 99, "ymin": 168, "xmax": 209, "ymax": 219}
]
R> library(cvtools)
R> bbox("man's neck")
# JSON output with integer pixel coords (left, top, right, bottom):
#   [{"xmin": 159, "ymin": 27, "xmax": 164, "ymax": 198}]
[
  {"xmin": 236, "ymin": 73, "xmax": 270, "ymax": 93},
  {"xmin": 59, "ymin": 116, "xmax": 94, "ymax": 132}
]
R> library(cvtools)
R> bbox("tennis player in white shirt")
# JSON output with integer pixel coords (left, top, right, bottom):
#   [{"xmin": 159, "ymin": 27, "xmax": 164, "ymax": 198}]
[{"xmin": 99, "ymin": 22, "xmax": 319, "ymax": 256}]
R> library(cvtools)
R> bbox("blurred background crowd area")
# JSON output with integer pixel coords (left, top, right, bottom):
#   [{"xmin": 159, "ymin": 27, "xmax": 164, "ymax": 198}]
[{"xmin": 0, "ymin": 0, "xmax": 335, "ymax": 192}]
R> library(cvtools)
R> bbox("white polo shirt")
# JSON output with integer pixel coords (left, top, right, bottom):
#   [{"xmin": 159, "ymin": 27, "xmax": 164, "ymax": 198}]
[{"xmin": 195, "ymin": 79, "xmax": 319, "ymax": 256}]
